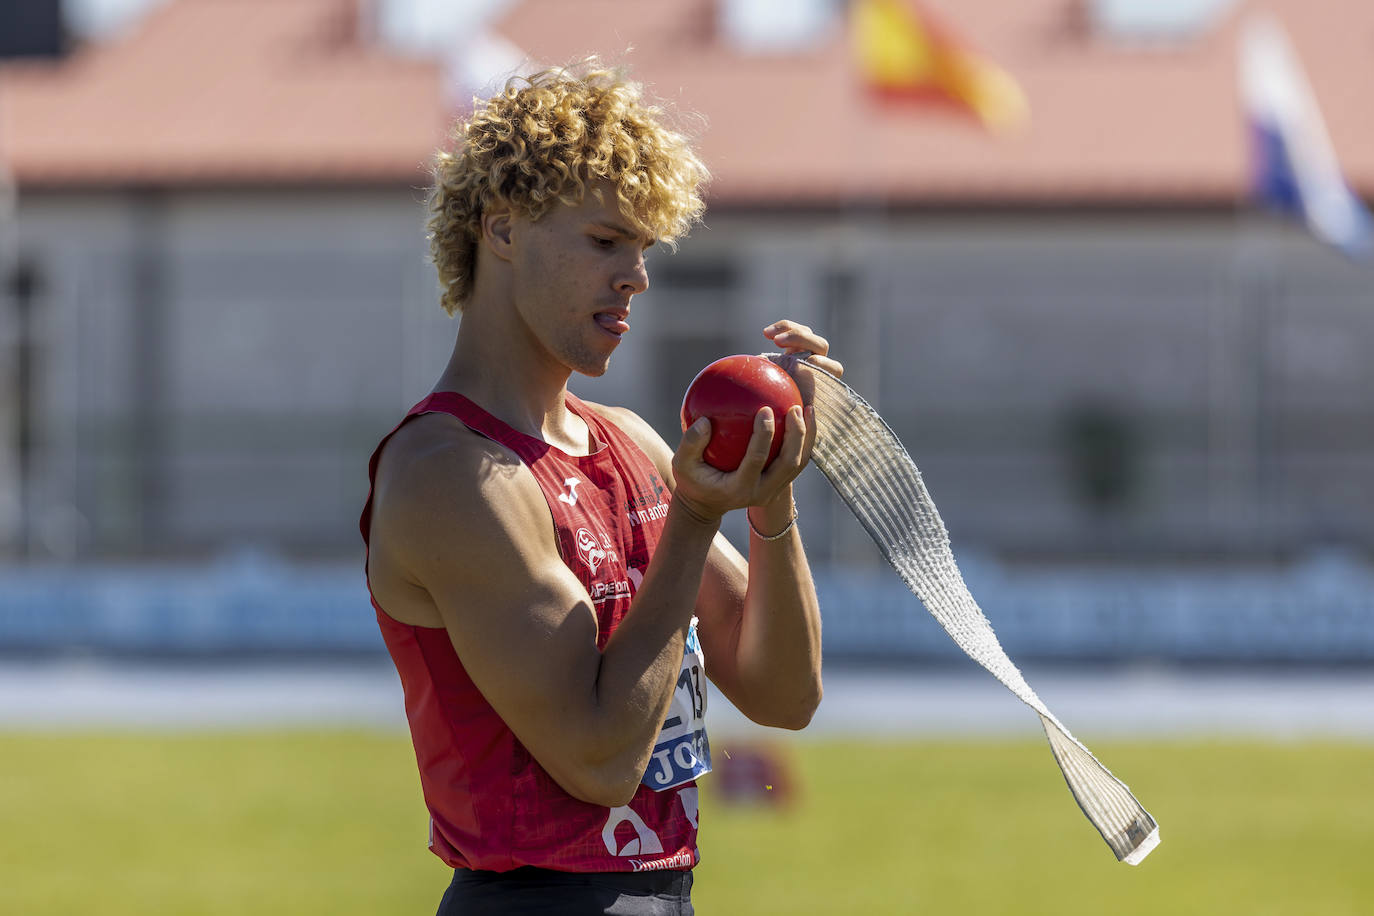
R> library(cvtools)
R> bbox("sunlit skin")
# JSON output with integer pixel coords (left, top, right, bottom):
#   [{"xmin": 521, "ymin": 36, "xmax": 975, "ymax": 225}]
[
  {"xmin": 366, "ymin": 181, "xmax": 846, "ymax": 808},
  {"xmin": 430, "ymin": 185, "xmax": 654, "ymax": 452}
]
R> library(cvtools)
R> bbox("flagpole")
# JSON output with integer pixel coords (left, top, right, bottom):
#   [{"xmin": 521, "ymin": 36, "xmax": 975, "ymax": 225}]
[
  {"xmin": 824, "ymin": 5, "xmax": 886, "ymax": 565},
  {"xmin": 1227, "ymin": 19, "xmax": 1281, "ymax": 554},
  {"xmin": 1229, "ymin": 202, "xmax": 1284, "ymax": 551},
  {"xmin": 0, "ymin": 70, "xmax": 24, "ymax": 556}
]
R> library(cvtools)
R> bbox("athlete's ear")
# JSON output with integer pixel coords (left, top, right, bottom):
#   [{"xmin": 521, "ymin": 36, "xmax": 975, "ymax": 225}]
[{"xmin": 482, "ymin": 208, "xmax": 515, "ymax": 262}]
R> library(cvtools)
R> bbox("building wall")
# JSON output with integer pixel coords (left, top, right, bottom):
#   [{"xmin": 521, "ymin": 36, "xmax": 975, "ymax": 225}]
[
  {"xmin": 580, "ymin": 210, "xmax": 1374, "ymax": 562},
  {"xmin": 7, "ymin": 192, "xmax": 1373, "ymax": 562},
  {"xmin": 10, "ymin": 188, "xmax": 454, "ymax": 559}
]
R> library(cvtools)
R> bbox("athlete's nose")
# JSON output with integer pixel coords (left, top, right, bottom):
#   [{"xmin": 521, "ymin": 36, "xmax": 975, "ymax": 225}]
[{"xmin": 616, "ymin": 250, "xmax": 649, "ymax": 296}]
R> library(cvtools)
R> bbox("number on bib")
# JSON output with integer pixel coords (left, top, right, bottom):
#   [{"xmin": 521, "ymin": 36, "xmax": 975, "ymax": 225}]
[{"xmin": 641, "ymin": 619, "xmax": 711, "ymax": 791}]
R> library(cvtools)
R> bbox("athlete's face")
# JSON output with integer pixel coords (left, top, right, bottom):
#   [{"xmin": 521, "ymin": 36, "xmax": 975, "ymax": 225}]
[{"xmin": 507, "ymin": 183, "xmax": 653, "ymax": 378}]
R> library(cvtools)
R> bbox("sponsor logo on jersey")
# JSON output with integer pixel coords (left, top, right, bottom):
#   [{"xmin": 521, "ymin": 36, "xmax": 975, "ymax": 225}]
[
  {"xmin": 575, "ymin": 527, "xmax": 620, "ymax": 577},
  {"xmin": 602, "ymin": 806, "xmax": 663, "ymax": 857},
  {"xmin": 629, "ymin": 851, "xmax": 695, "ymax": 872},
  {"xmin": 589, "ymin": 578, "xmax": 632, "ymax": 605},
  {"xmin": 558, "ymin": 476, "xmax": 581, "ymax": 507},
  {"xmin": 575, "ymin": 527, "xmax": 607, "ymax": 573},
  {"xmin": 625, "ymin": 474, "xmax": 670, "ymax": 527},
  {"xmin": 627, "ymin": 502, "xmax": 669, "ymax": 527}
]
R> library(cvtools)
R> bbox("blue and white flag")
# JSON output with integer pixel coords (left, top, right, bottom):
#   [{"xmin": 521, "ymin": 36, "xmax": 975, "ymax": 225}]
[{"xmin": 1239, "ymin": 13, "xmax": 1371, "ymax": 258}]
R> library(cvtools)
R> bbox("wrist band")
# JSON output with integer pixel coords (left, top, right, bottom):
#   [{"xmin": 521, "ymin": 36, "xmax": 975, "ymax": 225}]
[{"xmin": 748, "ymin": 503, "xmax": 797, "ymax": 541}]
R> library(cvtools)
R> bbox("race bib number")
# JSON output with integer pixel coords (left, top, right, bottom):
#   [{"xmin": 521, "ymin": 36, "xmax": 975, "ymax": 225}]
[{"xmin": 641, "ymin": 618, "xmax": 711, "ymax": 791}]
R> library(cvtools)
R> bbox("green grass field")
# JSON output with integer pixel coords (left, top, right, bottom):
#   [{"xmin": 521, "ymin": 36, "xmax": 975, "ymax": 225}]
[{"xmin": 3, "ymin": 731, "xmax": 1371, "ymax": 914}]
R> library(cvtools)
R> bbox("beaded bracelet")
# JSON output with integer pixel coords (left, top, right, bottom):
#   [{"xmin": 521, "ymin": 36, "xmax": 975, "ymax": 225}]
[{"xmin": 748, "ymin": 503, "xmax": 798, "ymax": 541}]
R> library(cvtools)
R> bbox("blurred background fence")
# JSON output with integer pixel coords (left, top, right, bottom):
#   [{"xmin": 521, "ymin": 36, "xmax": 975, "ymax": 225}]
[
  {"xmin": 2, "ymin": 0, "xmax": 1373, "ymax": 665},
  {"xmin": 4, "ymin": 547, "xmax": 1374, "ymax": 663}
]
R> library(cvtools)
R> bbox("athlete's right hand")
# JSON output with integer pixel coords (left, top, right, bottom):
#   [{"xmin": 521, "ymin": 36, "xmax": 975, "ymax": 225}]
[{"xmin": 669, "ymin": 402, "xmax": 814, "ymax": 523}]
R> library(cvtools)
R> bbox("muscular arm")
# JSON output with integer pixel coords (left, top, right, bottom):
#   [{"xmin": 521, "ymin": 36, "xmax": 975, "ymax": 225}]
[
  {"xmin": 593, "ymin": 321, "xmax": 842, "ymax": 730},
  {"xmin": 368, "ymin": 414, "xmax": 721, "ymax": 808},
  {"xmin": 598, "ymin": 406, "xmax": 824, "ymax": 730}
]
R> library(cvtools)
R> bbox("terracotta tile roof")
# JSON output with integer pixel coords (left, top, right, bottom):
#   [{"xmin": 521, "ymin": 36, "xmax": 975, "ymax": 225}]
[
  {"xmin": 0, "ymin": 0, "xmax": 445, "ymax": 186},
  {"xmin": 2, "ymin": 0, "xmax": 1370, "ymax": 206},
  {"xmin": 492, "ymin": 0, "xmax": 1374, "ymax": 206}
]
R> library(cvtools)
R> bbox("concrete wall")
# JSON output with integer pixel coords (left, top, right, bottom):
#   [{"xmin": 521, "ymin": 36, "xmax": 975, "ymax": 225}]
[
  {"xmin": 8, "ymin": 188, "xmax": 454, "ymax": 558},
  {"xmin": 579, "ymin": 210, "xmax": 1374, "ymax": 562},
  {"xmin": 6, "ymin": 191, "xmax": 1372, "ymax": 563}
]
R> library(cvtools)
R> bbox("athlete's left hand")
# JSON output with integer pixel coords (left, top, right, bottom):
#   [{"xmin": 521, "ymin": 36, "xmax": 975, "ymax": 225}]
[
  {"xmin": 763, "ymin": 320, "xmax": 845, "ymax": 379},
  {"xmin": 746, "ymin": 320, "xmax": 845, "ymax": 522}
]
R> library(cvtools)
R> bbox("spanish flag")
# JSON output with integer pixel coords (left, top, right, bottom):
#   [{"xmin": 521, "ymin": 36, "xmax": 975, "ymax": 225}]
[{"xmin": 852, "ymin": 0, "xmax": 1029, "ymax": 132}]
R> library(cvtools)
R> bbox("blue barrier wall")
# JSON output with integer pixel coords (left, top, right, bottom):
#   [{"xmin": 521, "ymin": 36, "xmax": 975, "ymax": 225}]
[{"xmin": 3, "ymin": 550, "xmax": 1373, "ymax": 662}]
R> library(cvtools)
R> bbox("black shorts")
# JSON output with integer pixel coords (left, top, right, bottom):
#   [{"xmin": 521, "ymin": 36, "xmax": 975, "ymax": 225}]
[{"xmin": 435, "ymin": 866, "xmax": 694, "ymax": 915}]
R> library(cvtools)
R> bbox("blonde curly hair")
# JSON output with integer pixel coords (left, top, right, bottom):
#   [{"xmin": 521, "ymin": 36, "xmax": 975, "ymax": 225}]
[{"xmin": 427, "ymin": 62, "xmax": 710, "ymax": 315}]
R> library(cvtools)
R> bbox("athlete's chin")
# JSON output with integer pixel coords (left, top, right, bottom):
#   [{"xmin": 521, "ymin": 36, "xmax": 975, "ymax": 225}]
[
  {"xmin": 574, "ymin": 355, "xmax": 614, "ymax": 378},
  {"xmin": 568, "ymin": 334, "xmax": 621, "ymax": 377}
]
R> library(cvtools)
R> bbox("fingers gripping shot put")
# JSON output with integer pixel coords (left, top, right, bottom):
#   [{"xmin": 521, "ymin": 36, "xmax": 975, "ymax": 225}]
[
  {"xmin": 681, "ymin": 355, "xmax": 804, "ymax": 473},
  {"xmin": 359, "ymin": 63, "xmax": 834, "ymax": 915}
]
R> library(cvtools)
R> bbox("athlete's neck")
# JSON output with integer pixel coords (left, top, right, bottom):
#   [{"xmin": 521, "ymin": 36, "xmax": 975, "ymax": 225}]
[{"xmin": 433, "ymin": 312, "xmax": 593, "ymax": 456}]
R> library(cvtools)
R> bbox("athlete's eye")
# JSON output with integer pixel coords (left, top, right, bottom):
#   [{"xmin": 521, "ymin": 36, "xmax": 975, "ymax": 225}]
[{"xmin": 591, "ymin": 236, "xmax": 616, "ymax": 249}]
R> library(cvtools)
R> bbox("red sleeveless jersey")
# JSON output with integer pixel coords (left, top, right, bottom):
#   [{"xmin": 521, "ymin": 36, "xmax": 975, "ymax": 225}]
[{"xmin": 360, "ymin": 392, "xmax": 704, "ymax": 874}]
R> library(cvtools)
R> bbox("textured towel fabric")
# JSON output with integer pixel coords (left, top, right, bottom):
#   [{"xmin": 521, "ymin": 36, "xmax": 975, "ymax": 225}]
[{"xmin": 772, "ymin": 353, "xmax": 1159, "ymax": 865}]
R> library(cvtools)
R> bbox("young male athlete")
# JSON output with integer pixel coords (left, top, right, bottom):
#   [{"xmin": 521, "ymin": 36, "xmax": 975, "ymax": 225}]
[{"xmin": 360, "ymin": 64, "xmax": 843, "ymax": 915}]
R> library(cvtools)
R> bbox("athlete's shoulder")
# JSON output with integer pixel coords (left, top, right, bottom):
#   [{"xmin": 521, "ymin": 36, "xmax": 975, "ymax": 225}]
[
  {"xmin": 371, "ymin": 411, "xmax": 546, "ymax": 553},
  {"xmin": 379, "ymin": 411, "xmax": 520, "ymax": 490}
]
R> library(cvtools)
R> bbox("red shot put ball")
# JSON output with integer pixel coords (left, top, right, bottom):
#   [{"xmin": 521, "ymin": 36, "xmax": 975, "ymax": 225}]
[{"xmin": 680, "ymin": 355, "xmax": 803, "ymax": 472}]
